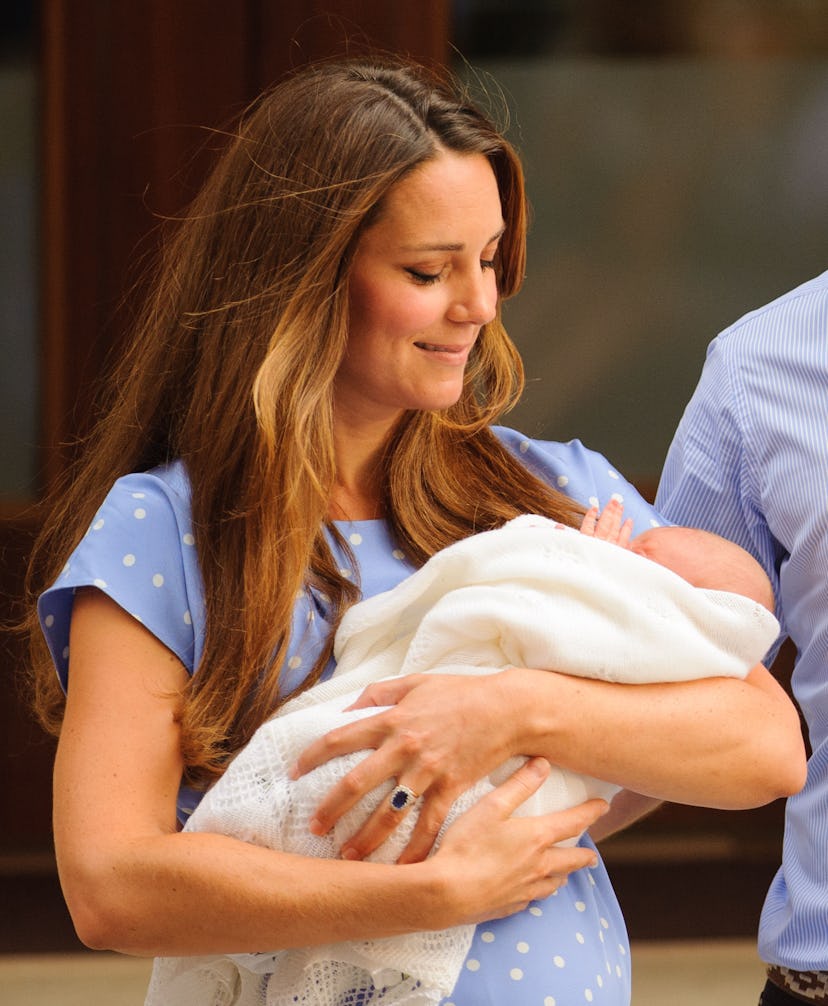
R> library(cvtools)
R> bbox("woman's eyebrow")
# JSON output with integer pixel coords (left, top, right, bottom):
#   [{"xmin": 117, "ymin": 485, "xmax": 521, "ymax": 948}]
[{"xmin": 402, "ymin": 225, "xmax": 506, "ymax": 254}]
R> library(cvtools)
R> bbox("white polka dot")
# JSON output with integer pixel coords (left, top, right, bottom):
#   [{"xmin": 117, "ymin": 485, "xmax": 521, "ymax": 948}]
[
  {"xmin": 152, "ymin": 573, "xmax": 164, "ymax": 588},
  {"xmin": 465, "ymin": 959, "xmax": 480, "ymax": 972},
  {"xmin": 183, "ymin": 610, "xmax": 192, "ymax": 626},
  {"xmin": 62, "ymin": 646, "xmax": 69, "ymax": 660},
  {"xmin": 339, "ymin": 568, "xmax": 352, "ymax": 578},
  {"xmin": 349, "ymin": 533, "xmax": 363, "ymax": 546},
  {"xmin": 510, "ymin": 968, "xmax": 524, "ymax": 981},
  {"xmin": 131, "ymin": 492, "xmax": 146, "ymax": 499},
  {"xmin": 610, "ymin": 492, "xmax": 624, "ymax": 503},
  {"xmin": 553, "ymin": 955, "xmax": 566, "ymax": 968},
  {"xmin": 588, "ymin": 496, "xmax": 599, "ymax": 508},
  {"xmin": 93, "ymin": 578, "xmax": 107, "ymax": 589},
  {"xmin": 529, "ymin": 906, "xmax": 543, "ymax": 917},
  {"xmin": 133, "ymin": 508, "xmax": 146, "ymax": 520},
  {"xmin": 618, "ymin": 944, "xmax": 627, "ymax": 956},
  {"xmin": 556, "ymin": 475, "xmax": 569, "ymax": 487},
  {"xmin": 587, "ymin": 872, "xmax": 596, "ymax": 886},
  {"xmin": 600, "ymin": 917, "xmax": 609, "ymax": 929},
  {"xmin": 575, "ymin": 932, "xmax": 585, "ymax": 944},
  {"xmin": 92, "ymin": 518, "xmax": 105, "ymax": 531},
  {"xmin": 392, "ymin": 549, "xmax": 406, "ymax": 561},
  {"xmin": 596, "ymin": 974, "xmax": 604, "ymax": 988},
  {"xmin": 481, "ymin": 931, "xmax": 495, "ymax": 943},
  {"xmin": 544, "ymin": 998, "xmax": 556, "ymax": 1006},
  {"xmin": 132, "ymin": 613, "xmax": 143, "ymax": 624},
  {"xmin": 122, "ymin": 554, "xmax": 136, "ymax": 567},
  {"xmin": 519, "ymin": 440, "xmax": 530, "ymax": 453},
  {"xmin": 649, "ymin": 517, "xmax": 661, "ymax": 528},
  {"xmin": 616, "ymin": 965, "xmax": 623, "ymax": 977},
  {"xmin": 516, "ymin": 941, "xmax": 529, "ymax": 954},
  {"xmin": 585, "ymin": 989, "xmax": 594, "ymax": 1002},
  {"xmin": 607, "ymin": 470, "xmax": 620, "ymax": 480},
  {"xmin": 575, "ymin": 901, "xmax": 586, "ymax": 912},
  {"xmin": 182, "ymin": 533, "xmax": 195, "ymax": 546},
  {"xmin": 599, "ymin": 931, "xmax": 605, "ymax": 943},
  {"xmin": 287, "ymin": 656, "xmax": 302, "ymax": 670},
  {"xmin": 44, "ymin": 614, "xmax": 55, "ymax": 628}
]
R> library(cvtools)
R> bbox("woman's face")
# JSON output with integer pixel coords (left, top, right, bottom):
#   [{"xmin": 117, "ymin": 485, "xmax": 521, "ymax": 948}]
[{"xmin": 336, "ymin": 151, "xmax": 504, "ymax": 429}]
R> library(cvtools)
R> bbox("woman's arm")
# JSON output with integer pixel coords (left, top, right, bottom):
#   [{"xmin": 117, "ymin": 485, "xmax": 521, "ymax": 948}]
[
  {"xmin": 54, "ymin": 589, "xmax": 605, "ymax": 957},
  {"xmin": 295, "ymin": 661, "xmax": 806, "ymax": 863}
]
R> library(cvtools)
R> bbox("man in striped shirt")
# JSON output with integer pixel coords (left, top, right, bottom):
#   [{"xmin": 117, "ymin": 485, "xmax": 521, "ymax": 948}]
[{"xmin": 656, "ymin": 271, "xmax": 828, "ymax": 1006}]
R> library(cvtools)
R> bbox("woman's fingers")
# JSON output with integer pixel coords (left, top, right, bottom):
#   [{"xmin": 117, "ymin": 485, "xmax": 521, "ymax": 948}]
[
  {"xmin": 472, "ymin": 759, "xmax": 608, "ymax": 839},
  {"xmin": 432, "ymin": 763, "xmax": 610, "ymax": 923},
  {"xmin": 303, "ymin": 744, "xmax": 400, "ymax": 838},
  {"xmin": 344, "ymin": 675, "xmax": 428, "ymax": 711}
]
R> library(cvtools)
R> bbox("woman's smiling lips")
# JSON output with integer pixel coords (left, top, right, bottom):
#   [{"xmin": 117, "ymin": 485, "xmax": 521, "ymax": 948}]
[{"xmin": 413, "ymin": 340, "xmax": 473, "ymax": 362}]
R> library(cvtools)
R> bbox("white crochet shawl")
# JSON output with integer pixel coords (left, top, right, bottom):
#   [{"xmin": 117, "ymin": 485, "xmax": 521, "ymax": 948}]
[{"xmin": 145, "ymin": 516, "xmax": 778, "ymax": 1006}]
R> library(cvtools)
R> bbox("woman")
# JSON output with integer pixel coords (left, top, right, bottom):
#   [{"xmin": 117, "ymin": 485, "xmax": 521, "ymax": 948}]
[{"xmin": 26, "ymin": 56, "xmax": 805, "ymax": 1005}]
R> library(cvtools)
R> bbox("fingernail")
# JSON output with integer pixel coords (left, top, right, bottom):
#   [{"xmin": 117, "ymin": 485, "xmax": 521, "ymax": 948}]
[
  {"xmin": 288, "ymin": 762, "xmax": 300, "ymax": 780},
  {"xmin": 309, "ymin": 817, "xmax": 325, "ymax": 836},
  {"xmin": 341, "ymin": 846, "xmax": 360, "ymax": 861}
]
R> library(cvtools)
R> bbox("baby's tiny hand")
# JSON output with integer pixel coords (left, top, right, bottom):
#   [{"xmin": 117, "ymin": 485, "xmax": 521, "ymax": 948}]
[{"xmin": 580, "ymin": 497, "xmax": 633, "ymax": 548}]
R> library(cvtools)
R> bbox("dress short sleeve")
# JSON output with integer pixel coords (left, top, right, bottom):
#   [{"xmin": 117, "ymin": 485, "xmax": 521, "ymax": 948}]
[
  {"xmin": 38, "ymin": 461, "xmax": 205, "ymax": 691},
  {"xmin": 494, "ymin": 425, "xmax": 666, "ymax": 534}
]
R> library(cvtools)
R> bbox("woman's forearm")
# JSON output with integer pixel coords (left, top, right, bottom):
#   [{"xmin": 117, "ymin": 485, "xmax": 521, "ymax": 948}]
[
  {"xmin": 56, "ymin": 748, "xmax": 603, "ymax": 958},
  {"xmin": 502, "ymin": 663, "xmax": 806, "ymax": 809},
  {"xmin": 58, "ymin": 829, "xmax": 447, "ymax": 957}
]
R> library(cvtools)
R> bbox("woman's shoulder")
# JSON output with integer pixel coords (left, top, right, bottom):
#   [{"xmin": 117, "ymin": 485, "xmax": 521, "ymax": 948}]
[
  {"xmin": 106, "ymin": 459, "xmax": 192, "ymax": 510},
  {"xmin": 493, "ymin": 425, "xmax": 625, "ymax": 489},
  {"xmin": 493, "ymin": 425, "xmax": 663, "ymax": 532}
]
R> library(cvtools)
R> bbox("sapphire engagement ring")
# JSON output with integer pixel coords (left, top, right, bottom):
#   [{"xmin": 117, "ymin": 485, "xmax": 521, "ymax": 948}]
[{"xmin": 388, "ymin": 785, "xmax": 419, "ymax": 812}]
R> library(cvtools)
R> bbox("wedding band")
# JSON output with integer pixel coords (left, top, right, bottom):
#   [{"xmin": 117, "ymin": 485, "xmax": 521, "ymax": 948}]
[{"xmin": 388, "ymin": 785, "xmax": 419, "ymax": 812}]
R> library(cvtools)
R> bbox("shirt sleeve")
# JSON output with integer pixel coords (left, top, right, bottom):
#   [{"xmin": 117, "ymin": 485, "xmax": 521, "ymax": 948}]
[
  {"xmin": 655, "ymin": 329, "xmax": 792, "ymax": 625},
  {"xmin": 37, "ymin": 468, "xmax": 204, "ymax": 691}
]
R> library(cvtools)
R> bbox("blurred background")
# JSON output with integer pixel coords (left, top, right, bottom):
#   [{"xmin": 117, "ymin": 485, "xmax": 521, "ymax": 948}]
[{"xmin": 1, "ymin": 0, "xmax": 825, "ymax": 995}]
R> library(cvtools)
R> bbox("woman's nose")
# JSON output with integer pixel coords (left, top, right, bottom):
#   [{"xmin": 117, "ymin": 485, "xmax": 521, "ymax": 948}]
[{"xmin": 448, "ymin": 269, "xmax": 498, "ymax": 326}]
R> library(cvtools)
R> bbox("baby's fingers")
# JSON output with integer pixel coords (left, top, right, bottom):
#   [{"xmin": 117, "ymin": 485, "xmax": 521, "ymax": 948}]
[{"xmin": 583, "ymin": 498, "xmax": 634, "ymax": 549}]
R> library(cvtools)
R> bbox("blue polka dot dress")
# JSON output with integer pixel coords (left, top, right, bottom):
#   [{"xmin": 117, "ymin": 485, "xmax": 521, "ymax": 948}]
[{"xmin": 39, "ymin": 426, "xmax": 664, "ymax": 1006}]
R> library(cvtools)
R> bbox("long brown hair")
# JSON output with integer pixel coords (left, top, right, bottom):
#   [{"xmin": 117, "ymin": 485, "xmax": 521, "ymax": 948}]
[{"xmin": 25, "ymin": 56, "xmax": 584, "ymax": 786}]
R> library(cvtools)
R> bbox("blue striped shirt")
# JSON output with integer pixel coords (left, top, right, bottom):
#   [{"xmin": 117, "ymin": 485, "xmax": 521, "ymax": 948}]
[{"xmin": 656, "ymin": 270, "xmax": 828, "ymax": 970}]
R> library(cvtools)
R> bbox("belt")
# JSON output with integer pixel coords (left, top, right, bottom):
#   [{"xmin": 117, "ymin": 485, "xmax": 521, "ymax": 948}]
[{"xmin": 768, "ymin": 965, "xmax": 828, "ymax": 1003}]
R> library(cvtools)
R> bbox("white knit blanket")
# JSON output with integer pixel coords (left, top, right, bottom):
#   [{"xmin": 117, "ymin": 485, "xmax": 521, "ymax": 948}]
[{"xmin": 145, "ymin": 516, "xmax": 779, "ymax": 1006}]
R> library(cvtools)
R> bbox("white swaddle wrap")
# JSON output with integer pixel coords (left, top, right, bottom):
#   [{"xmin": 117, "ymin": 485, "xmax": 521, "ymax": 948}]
[{"xmin": 145, "ymin": 516, "xmax": 779, "ymax": 1006}]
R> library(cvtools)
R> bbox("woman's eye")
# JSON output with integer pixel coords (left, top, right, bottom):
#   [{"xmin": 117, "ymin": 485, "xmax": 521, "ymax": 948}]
[
  {"xmin": 406, "ymin": 268, "xmax": 442, "ymax": 285},
  {"xmin": 481, "ymin": 258, "xmax": 496, "ymax": 271}
]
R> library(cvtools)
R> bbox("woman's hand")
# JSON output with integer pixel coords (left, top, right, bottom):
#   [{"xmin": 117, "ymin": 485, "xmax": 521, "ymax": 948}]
[
  {"xmin": 431, "ymin": 758, "xmax": 608, "ymax": 925},
  {"xmin": 292, "ymin": 670, "xmax": 522, "ymax": 863}
]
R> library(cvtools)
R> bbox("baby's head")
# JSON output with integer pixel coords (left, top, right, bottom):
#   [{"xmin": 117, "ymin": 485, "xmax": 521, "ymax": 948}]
[{"xmin": 631, "ymin": 526, "xmax": 775, "ymax": 612}]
